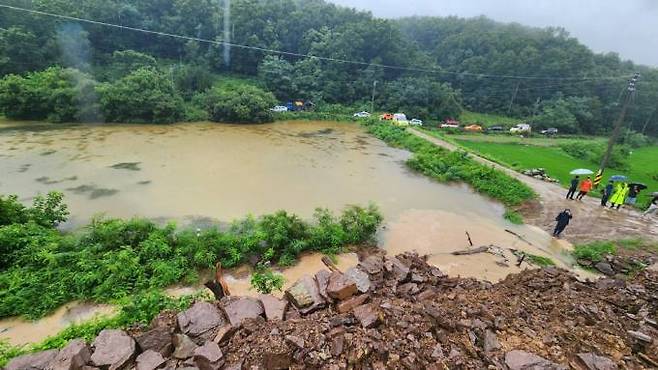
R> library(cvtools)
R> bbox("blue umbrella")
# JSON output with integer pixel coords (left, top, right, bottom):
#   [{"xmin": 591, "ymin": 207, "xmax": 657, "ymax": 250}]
[{"xmin": 609, "ymin": 175, "xmax": 628, "ymax": 182}]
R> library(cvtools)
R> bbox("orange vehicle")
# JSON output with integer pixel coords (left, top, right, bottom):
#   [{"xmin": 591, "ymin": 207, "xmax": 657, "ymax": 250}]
[
  {"xmin": 464, "ymin": 124, "xmax": 483, "ymax": 132},
  {"xmin": 380, "ymin": 113, "xmax": 394, "ymax": 120}
]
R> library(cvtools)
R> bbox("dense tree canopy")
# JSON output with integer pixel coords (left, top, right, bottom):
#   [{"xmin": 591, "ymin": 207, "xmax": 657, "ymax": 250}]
[
  {"xmin": 0, "ymin": 0, "xmax": 656, "ymax": 133},
  {"xmin": 203, "ymin": 83, "xmax": 276, "ymax": 123}
]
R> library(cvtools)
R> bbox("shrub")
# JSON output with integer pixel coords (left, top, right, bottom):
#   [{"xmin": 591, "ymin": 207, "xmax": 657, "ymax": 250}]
[
  {"xmin": 97, "ymin": 67, "xmax": 185, "ymax": 124},
  {"xmin": 503, "ymin": 210, "xmax": 524, "ymax": 224},
  {"xmin": 0, "ymin": 67, "xmax": 100, "ymax": 122},
  {"xmin": 560, "ymin": 141, "xmax": 629, "ymax": 170},
  {"xmin": 203, "ymin": 83, "xmax": 276, "ymax": 123},
  {"xmin": 250, "ymin": 265, "xmax": 285, "ymax": 294}
]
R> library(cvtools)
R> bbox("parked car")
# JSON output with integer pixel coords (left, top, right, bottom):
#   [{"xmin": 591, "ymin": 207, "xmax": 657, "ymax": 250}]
[
  {"xmin": 464, "ymin": 124, "xmax": 483, "ymax": 132},
  {"xmin": 440, "ymin": 123, "xmax": 460, "ymax": 129},
  {"xmin": 353, "ymin": 111, "xmax": 371, "ymax": 118},
  {"xmin": 270, "ymin": 105, "xmax": 288, "ymax": 112},
  {"xmin": 393, "ymin": 113, "xmax": 409, "ymax": 127},
  {"xmin": 510, "ymin": 123, "xmax": 532, "ymax": 134},
  {"xmin": 410, "ymin": 118, "xmax": 423, "ymax": 126},
  {"xmin": 541, "ymin": 127, "xmax": 559, "ymax": 135},
  {"xmin": 487, "ymin": 125, "xmax": 505, "ymax": 132},
  {"xmin": 380, "ymin": 113, "xmax": 394, "ymax": 120}
]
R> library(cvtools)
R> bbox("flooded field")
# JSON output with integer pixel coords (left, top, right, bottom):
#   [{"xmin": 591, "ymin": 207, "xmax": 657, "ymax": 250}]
[{"xmin": 0, "ymin": 119, "xmax": 576, "ymax": 346}]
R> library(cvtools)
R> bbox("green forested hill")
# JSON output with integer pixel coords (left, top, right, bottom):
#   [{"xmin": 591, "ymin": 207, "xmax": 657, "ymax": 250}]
[{"xmin": 0, "ymin": 0, "xmax": 656, "ymax": 133}]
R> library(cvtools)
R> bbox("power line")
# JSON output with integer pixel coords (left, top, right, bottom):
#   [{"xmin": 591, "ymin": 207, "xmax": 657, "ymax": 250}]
[{"xmin": 0, "ymin": 3, "xmax": 635, "ymax": 82}]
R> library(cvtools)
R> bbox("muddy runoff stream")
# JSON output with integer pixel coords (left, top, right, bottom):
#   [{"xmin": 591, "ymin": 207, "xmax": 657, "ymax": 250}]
[{"xmin": 0, "ymin": 120, "xmax": 580, "ymax": 346}]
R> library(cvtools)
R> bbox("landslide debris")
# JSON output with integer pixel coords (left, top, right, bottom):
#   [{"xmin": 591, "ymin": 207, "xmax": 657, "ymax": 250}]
[{"xmin": 5, "ymin": 252, "xmax": 658, "ymax": 369}]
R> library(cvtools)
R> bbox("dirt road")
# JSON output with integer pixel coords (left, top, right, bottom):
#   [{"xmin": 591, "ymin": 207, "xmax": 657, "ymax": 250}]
[{"xmin": 410, "ymin": 129, "xmax": 658, "ymax": 244}]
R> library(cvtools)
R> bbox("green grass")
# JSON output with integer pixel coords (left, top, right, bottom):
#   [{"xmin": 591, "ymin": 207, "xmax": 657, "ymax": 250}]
[
  {"xmin": 573, "ymin": 241, "xmax": 617, "ymax": 262},
  {"xmin": 503, "ymin": 210, "xmax": 524, "ymax": 224},
  {"xmin": 445, "ymin": 133, "xmax": 607, "ymax": 147},
  {"xmin": 459, "ymin": 111, "xmax": 524, "ymax": 126},
  {"xmin": 453, "ymin": 139, "xmax": 658, "ymax": 207},
  {"xmin": 526, "ymin": 254, "xmax": 556, "ymax": 267}
]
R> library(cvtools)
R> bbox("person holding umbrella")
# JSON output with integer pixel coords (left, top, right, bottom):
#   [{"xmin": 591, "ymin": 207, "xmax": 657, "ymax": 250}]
[
  {"xmin": 626, "ymin": 183, "xmax": 647, "ymax": 206},
  {"xmin": 568, "ymin": 169, "xmax": 593, "ymax": 200},
  {"xmin": 576, "ymin": 176, "xmax": 593, "ymax": 200},
  {"xmin": 553, "ymin": 209, "xmax": 573, "ymax": 238}
]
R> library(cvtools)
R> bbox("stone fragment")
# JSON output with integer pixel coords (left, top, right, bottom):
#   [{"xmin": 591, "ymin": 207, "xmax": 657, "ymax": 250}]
[
  {"xmin": 177, "ymin": 302, "xmax": 226, "ymax": 342},
  {"xmin": 505, "ymin": 350, "xmax": 565, "ymax": 370},
  {"xmin": 91, "ymin": 330, "xmax": 136, "ymax": 370},
  {"xmin": 135, "ymin": 350, "xmax": 166, "ymax": 370},
  {"xmin": 358, "ymin": 255, "xmax": 384, "ymax": 275},
  {"xmin": 212, "ymin": 324, "xmax": 236, "ymax": 344},
  {"xmin": 431, "ymin": 343, "xmax": 444, "ymax": 359},
  {"xmin": 326, "ymin": 272, "xmax": 358, "ymax": 300},
  {"xmin": 285, "ymin": 275, "xmax": 325, "ymax": 311},
  {"xmin": 336, "ymin": 294, "xmax": 369, "ymax": 313},
  {"xmin": 173, "ymin": 334, "xmax": 198, "ymax": 359},
  {"xmin": 314, "ymin": 269, "xmax": 332, "ymax": 301},
  {"xmin": 483, "ymin": 330, "xmax": 501, "ymax": 353},
  {"xmin": 627, "ymin": 330, "xmax": 652, "ymax": 343},
  {"xmin": 259, "ymin": 294, "xmax": 288, "ymax": 321},
  {"xmin": 5, "ymin": 350, "xmax": 59, "ymax": 370},
  {"xmin": 51, "ymin": 339, "xmax": 91, "ymax": 370},
  {"xmin": 331, "ymin": 335, "xmax": 345, "ymax": 357},
  {"xmin": 576, "ymin": 353, "xmax": 618, "ymax": 370},
  {"xmin": 285, "ymin": 335, "xmax": 305, "ymax": 349},
  {"xmin": 397, "ymin": 282, "xmax": 420, "ymax": 295},
  {"xmin": 221, "ymin": 297, "xmax": 264, "ymax": 327},
  {"xmin": 594, "ymin": 262, "xmax": 615, "ymax": 276},
  {"xmin": 135, "ymin": 326, "xmax": 173, "ymax": 356},
  {"xmin": 352, "ymin": 304, "xmax": 381, "ymax": 328},
  {"xmin": 344, "ymin": 267, "xmax": 372, "ymax": 293},
  {"xmin": 262, "ymin": 350, "xmax": 292, "ymax": 369},
  {"xmin": 416, "ymin": 288, "xmax": 437, "ymax": 301},
  {"xmin": 384, "ymin": 257, "xmax": 410, "ymax": 282},
  {"xmin": 193, "ymin": 342, "xmax": 223, "ymax": 370}
]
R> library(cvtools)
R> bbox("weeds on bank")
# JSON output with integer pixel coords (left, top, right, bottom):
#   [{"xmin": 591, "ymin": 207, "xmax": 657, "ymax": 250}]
[
  {"xmin": 503, "ymin": 210, "xmax": 524, "ymax": 225},
  {"xmin": 0, "ymin": 193, "xmax": 382, "ymax": 319},
  {"xmin": 526, "ymin": 254, "xmax": 556, "ymax": 267},
  {"xmin": 362, "ymin": 122, "xmax": 536, "ymax": 207},
  {"xmin": 573, "ymin": 241, "xmax": 617, "ymax": 263}
]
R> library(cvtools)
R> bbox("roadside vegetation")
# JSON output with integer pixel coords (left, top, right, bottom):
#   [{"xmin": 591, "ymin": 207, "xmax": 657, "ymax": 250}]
[
  {"xmin": 0, "ymin": 193, "xmax": 382, "ymax": 319},
  {"xmin": 573, "ymin": 239, "xmax": 658, "ymax": 276},
  {"xmin": 362, "ymin": 121, "xmax": 536, "ymax": 208}
]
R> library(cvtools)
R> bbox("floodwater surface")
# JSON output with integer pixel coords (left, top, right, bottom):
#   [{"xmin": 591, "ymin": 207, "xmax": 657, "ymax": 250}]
[{"xmin": 0, "ymin": 120, "xmax": 578, "ymax": 346}]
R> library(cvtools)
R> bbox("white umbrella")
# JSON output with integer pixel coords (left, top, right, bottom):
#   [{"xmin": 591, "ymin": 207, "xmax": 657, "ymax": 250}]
[{"xmin": 569, "ymin": 169, "xmax": 594, "ymax": 175}]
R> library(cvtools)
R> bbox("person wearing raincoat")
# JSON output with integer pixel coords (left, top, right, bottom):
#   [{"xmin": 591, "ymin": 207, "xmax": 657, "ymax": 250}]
[{"xmin": 609, "ymin": 182, "xmax": 630, "ymax": 210}]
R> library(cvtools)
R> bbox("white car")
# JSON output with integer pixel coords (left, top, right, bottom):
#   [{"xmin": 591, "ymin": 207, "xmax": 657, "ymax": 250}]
[
  {"xmin": 510, "ymin": 123, "xmax": 532, "ymax": 134},
  {"xmin": 410, "ymin": 119, "xmax": 423, "ymax": 126},
  {"xmin": 440, "ymin": 123, "xmax": 459, "ymax": 129},
  {"xmin": 353, "ymin": 111, "xmax": 371, "ymax": 118},
  {"xmin": 270, "ymin": 106, "xmax": 288, "ymax": 112}
]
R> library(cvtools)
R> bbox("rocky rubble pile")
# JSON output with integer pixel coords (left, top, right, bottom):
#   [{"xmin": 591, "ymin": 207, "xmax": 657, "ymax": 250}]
[
  {"xmin": 521, "ymin": 168, "xmax": 559, "ymax": 183},
  {"xmin": 5, "ymin": 252, "xmax": 658, "ymax": 370}
]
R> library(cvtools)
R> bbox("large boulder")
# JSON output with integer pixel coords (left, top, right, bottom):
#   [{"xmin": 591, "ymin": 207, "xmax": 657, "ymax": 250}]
[
  {"xmin": 505, "ymin": 350, "xmax": 565, "ymax": 370},
  {"xmin": 314, "ymin": 270, "xmax": 332, "ymax": 301},
  {"xmin": 90, "ymin": 330, "xmax": 136, "ymax": 370},
  {"xmin": 51, "ymin": 339, "xmax": 91, "ymax": 370},
  {"xmin": 358, "ymin": 255, "xmax": 384, "ymax": 275},
  {"xmin": 177, "ymin": 302, "xmax": 226, "ymax": 342},
  {"xmin": 384, "ymin": 257, "xmax": 410, "ymax": 282},
  {"xmin": 221, "ymin": 297, "xmax": 265, "ymax": 327},
  {"xmin": 576, "ymin": 353, "xmax": 618, "ymax": 370},
  {"xmin": 193, "ymin": 342, "xmax": 224, "ymax": 370},
  {"xmin": 5, "ymin": 350, "xmax": 59, "ymax": 370},
  {"xmin": 336, "ymin": 294, "xmax": 369, "ymax": 314},
  {"xmin": 259, "ymin": 294, "xmax": 288, "ymax": 321},
  {"xmin": 135, "ymin": 326, "xmax": 173, "ymax": 356},
  {"xmin": 344, "ymin": 267, "xmax": 372, "ymax": 294},
  {"xmin": 326, "ymin": 272, "xmax": 358, "ymax": 301},
  {"xmin": 135, "ymin": 350, "xmax": 166, "ymax": 370},
  {"xmin": 285, "ymin": 275, "xmax": 325, "ymax": 312}
]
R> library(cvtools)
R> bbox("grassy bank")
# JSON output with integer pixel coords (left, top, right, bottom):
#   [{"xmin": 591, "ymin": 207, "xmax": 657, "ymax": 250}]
[
  {"xmin": 362, "ymin": 121, "xmax": 536, "ymax": 207},
  {"xmin": 0, "ymin": 193, "xmax": 382, "ymax": 320}
]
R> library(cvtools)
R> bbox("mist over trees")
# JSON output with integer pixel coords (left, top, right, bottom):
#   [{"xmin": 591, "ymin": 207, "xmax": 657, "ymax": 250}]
[{"xmin": 0, "ymin": 0, "xmax": 656, "ymax": 133}]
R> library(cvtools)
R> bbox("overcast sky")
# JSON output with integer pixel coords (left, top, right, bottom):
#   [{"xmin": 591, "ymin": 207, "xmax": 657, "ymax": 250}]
[{"xmin": 329, "ymin": 0, "xmax": 658, "ymax": 67}]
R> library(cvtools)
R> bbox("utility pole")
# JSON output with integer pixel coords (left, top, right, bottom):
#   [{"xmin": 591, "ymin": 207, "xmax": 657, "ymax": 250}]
[
  {"xmin": 507, "ymin": 82, "xmax": 520, "ymax": 116},
  {"xmin": 594, "ymin": 72, "xmax": 640, "ymax": 187},
  {"xmin": 370, "ymin": 80, "xmax": 377, "ymax": 113}
]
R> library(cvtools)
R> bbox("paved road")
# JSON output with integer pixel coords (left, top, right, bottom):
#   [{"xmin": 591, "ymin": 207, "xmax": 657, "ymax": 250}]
[{"xmin": 409, "ymin": 128, "xmax": 658, "ymax": 243}]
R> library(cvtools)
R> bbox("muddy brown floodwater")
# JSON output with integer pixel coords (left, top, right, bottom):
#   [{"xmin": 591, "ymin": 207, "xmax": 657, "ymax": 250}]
[{"xmin": 0, "ymin": 120, "xmax": 583, "ymax": 346}]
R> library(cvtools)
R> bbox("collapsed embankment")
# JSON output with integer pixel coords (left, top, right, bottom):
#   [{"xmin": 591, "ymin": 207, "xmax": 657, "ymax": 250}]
[{"xmin": 5, "ymin": 252, "xmax": 658, "ymax": 370}]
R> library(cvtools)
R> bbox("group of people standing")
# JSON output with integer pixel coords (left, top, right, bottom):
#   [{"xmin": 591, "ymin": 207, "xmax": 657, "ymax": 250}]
[{"xmin": 554, "ymin": 175, "xmax": 657, "ymax": 238}]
